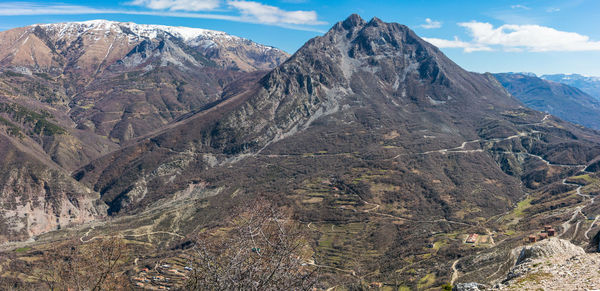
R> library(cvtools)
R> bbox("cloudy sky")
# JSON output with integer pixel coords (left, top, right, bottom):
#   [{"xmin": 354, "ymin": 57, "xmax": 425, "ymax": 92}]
[{"xmin": 1, "ymin": 0, "xmax": 599, "ymax": 75}]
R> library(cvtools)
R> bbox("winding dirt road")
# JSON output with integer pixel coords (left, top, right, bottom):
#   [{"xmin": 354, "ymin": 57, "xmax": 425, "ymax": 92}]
[
  {"xmin": 450, "ymin": 259, "xmax": 460, "ymax": 285},
  {"xmin": 584, "ymin": 215, "xmax": 599, "ymax": 240}
]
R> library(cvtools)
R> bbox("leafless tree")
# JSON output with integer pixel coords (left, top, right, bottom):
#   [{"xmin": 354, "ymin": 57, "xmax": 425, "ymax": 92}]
[
  {"xmin": 38, "ymin": 237, "xmax": 131, "ymax": 291},
  {"xmin": 184, "ymin": 199, "xmax": 318, "ymax": 290}
]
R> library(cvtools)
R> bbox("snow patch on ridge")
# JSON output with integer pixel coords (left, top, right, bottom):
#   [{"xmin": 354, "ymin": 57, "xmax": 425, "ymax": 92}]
[{"xmin": 36, "ymin": 20, "xmax": 282, "ymax": 54}]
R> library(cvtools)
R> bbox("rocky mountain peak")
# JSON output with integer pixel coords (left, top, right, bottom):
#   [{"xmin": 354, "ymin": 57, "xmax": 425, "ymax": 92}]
[
  {"xmin": 256, "ymin": 14, "xmax": 522, "ymax": 123},
  {"xmin": 340, "ymin": 13, "xmax": 366, "ymax": 30},
  {"xmin": 368, "ymin": 16, "xmax": 385, "ymax": 26},
  {"xmin": 314, "ymin": 15, "xmax": 435, "ymax": 70},
  {"xmin": 274, "ymin": 15, "xmax": 455, "ymax": 98}
]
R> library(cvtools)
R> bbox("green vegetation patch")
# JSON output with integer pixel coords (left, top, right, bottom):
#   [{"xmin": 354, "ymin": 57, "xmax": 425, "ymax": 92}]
[
  {"xmin": 432, "ymin": 240, "xmax": 447, "ymax": 251},
  {"xmin": 1, "ymin": 71, "xmax": 24, "ymax": 78},
  {"xmin": 0, "ymin": 103, "xmax": 65, "ymax": 136},
  {"xmin": 570, "ymin": 174, "xmax": 596, "ymax": 184},
  {"xmin": 417, "ymin": 273, "xmax": 436, "ymax": 289},
  {"xmin": 315, "ymin": 222, "xmax": 379, "ymax": 269},
  {"xmin": 513, "ymin": 197, "xmax": 533, "ymax": 217},
  {"xmin": 0, "ymin": 116, "xmax": 22, "ymax": 137},
  {"xmin": 515, "ymin": 271, "xmax": 552, "ymax": 284}
]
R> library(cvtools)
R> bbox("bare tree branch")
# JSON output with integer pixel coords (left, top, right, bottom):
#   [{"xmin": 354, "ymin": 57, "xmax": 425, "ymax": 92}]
[{"xmin": 184, "ymin": 198, "xmax": 318, "ymax": 290}]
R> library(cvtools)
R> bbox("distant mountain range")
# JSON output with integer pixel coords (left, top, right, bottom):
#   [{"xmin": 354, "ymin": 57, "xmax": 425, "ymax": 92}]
[
  {"xmin": 495, "ymin": 73, "xmax": 600, "ymax": 130},
  {"xmin": 541, "ymin": 74, "xmax": 600, "ymax": 100}
]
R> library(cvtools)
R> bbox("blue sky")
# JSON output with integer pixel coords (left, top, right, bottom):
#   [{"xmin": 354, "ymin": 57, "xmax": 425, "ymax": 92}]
[{"xmin": 1, "ymin": 0, "xmax": 599, "ymax": 75}]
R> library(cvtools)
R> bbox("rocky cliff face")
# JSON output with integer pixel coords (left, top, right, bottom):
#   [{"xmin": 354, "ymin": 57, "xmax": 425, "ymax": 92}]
[
  {"xmin": 0, "ymin": 134, "xmax": 105, "ymax": 243},
  {"xmin": 494, "ymin": 238, "xmax": 600, "ymax": 290}
]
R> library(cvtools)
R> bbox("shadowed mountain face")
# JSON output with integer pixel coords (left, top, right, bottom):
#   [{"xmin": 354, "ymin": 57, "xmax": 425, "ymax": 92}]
[
  {"xmin": 542, "ymin": 74, "xmax": 600, "ymax": 100},
  {"xmin": 68, "ymin": 15, "xmax": 600, "ymax": 285},
  {"xmin": 495, "ymin": 73, "xmax": 600, "ymax": 130}
]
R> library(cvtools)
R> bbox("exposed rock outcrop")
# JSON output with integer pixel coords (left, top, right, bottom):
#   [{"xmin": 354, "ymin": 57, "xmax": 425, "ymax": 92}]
[{"xmin": 497, "ymin": 238, "xmax": 600, "ymax": 290}]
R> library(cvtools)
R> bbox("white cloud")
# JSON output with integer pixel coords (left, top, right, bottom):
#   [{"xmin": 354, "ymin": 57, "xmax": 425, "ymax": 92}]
[
  {"xmin": 459, "ymin": 21, "xmax": 600, "ymax": 52},
  {"xmin": 129, "ymin": 0, "xmax": 220, "ymax": 11},
  {"xmin": 420, "ymin": 18, "xmax": 441, "ymax": 29},
  {"xmin": 546, "ymin": 7, "xmax": 560, "ymax": 12},
  {"xmin": 423, "ymin": 37, "xmax": 492, "ymax": 52},
  {"xmin": 510, "ymin": 4, "xmax": 530, "ymax": 10},
  {"xmin": 0, "ymin": 1, "xmax": 326, "ymax": 31},
  {"xmin": 0, "ymin": 2, "xmax": 106, "ymax": 15},
  {"xmin": 426, "ymin": 21, "xmax": 600, "ymax": 53},
  {"xmin": 227, "ymin": 0, "xmax": 324, "ymax": 25},
  {"xmin": 128, "ymin": 0, "xmax": 325, "ymax": 25}
]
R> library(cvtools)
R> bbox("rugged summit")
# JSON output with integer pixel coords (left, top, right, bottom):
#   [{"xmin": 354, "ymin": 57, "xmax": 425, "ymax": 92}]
[
  {"xmin": 495, "ymin": 73, "xmax": 600, "ymax": 130},
  {"xmin": 496, "ymin": 238, "xmax": 600, "ymax": 290}
]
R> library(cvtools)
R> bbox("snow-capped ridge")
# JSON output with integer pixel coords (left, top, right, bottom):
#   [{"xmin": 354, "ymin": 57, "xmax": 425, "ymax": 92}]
[
  {"xmin": 38, "ymin": 19, "xmax": 231, "ymax": 41},
  {"xmin": 35, "ymin": 19, "xmax": 281, "ymax": 54}
]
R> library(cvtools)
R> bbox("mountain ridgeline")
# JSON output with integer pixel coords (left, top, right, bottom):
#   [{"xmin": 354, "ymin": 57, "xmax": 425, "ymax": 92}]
[
  {"xmin": 541, "ymin": 73, "xmax": 600, "ymax": 100},
  {"xmin": 495, "ymin": 73, "xmax": 600, "ymax": 130},
  {"xmin": 2, "ymin": 15, "xmax": 600, "ymax": 289}
]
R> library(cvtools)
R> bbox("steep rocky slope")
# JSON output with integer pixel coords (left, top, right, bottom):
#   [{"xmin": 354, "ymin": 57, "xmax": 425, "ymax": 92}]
[
  {"xmin": 0, "ymin": 132, "xmax": 105, "ymax": 243},
  {"xmin": 69, "ymin": 15, "xmax": 600, "ymax": 288},
  {"xmin": 495, "ymin": 73, "xmax": 600, "ymax": 130},
  {"xmin": 0, "ymin": 95, "xmax": 118, "ymax": 170}
]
